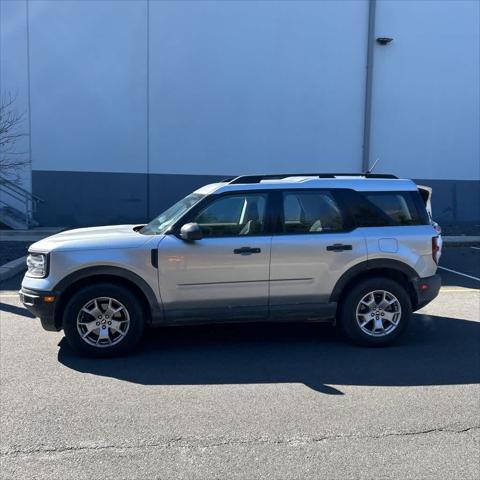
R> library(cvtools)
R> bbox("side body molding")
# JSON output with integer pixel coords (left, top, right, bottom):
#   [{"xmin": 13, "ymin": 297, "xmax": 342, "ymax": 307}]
[
  {"xmin": 53, "ymin": 266, "xmax": 164, "ymax": 324},
  {"xmin": 329, "ymin": 259, "xmax": 419, "ymax": 303}
]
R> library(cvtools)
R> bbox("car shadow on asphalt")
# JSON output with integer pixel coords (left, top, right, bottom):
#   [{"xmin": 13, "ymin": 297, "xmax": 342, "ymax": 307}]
[
  {"xmin": 57, "ymin": 313, "xmax": 480, "ymax": 394},
  {"xmin": 0, "ymin": 301, "xmax": 35, "ymax": 318}
]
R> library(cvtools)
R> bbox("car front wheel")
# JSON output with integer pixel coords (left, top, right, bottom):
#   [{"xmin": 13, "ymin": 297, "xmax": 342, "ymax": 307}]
[{"xmin": 63, "ymin": 283, "xmax": 145, "ymax": 357}]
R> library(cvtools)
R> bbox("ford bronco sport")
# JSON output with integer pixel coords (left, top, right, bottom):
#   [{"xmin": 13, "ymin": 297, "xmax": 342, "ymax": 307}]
[{"xmin": 20, "ymin": 173, "xmax": 441, "ymax": 357}]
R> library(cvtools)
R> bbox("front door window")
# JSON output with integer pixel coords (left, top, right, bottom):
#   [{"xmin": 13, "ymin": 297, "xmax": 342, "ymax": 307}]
[{"xmin": 194, "ymin": 193, "xmax": 268, "ymax": 237}]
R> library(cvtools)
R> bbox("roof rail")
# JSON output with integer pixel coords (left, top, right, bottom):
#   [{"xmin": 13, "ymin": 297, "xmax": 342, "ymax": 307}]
[{"xmin": 225, "ymin": 173, "xmax": 398, "ymax": 184}]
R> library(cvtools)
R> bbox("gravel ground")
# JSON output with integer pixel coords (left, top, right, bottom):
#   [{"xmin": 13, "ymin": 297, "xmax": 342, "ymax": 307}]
[{"xmin": 0, "ymin": 242, "xmax": 33, "ymax": 265}]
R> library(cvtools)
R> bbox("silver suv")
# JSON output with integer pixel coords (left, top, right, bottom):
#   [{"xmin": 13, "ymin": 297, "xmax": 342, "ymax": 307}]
[{"xmin": 20, "ymin": 173, "xmax": 442, "ymax": 357}]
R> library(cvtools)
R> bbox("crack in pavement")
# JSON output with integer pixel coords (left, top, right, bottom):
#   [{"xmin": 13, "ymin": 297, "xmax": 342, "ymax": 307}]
[{"xmin": 2, "ymin": 425, "xmax": 479, "ymax": 458}]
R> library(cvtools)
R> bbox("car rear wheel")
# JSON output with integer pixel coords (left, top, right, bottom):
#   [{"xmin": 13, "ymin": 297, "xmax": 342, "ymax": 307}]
[
  {"xmin": 338, "ymin": 277, "xmax": 412, "ymax": 346},
  {"xmin": 63, "ymin": 283, "xmax": 145, "ymax": 357}
]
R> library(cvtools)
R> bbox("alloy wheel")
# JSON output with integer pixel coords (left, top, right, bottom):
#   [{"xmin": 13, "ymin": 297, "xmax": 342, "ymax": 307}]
[
  {"xmin": 355, "ymin": 290, "xmax": 402, "ymax": 337},
  {"xmin": 76, "ymin": 297, "xmax": 130, "ymax": 347}
]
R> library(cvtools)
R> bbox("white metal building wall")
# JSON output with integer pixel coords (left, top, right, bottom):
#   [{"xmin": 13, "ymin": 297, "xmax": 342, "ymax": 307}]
[
  {"xmin": 1, "ymin": 0, "xmax": 478, "ymax": 226},
  {"xmin": 370, "ymin": 0, "xmax": 479, "ymax": 180}
]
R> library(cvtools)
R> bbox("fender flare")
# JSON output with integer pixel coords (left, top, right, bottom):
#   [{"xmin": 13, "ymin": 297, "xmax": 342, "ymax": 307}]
[
  {"xmin": 329, "ymin": 259, "xmax": 419, "ymax": 303},
  {"xmin": 53, "ymin": 265, "xmax": 164, "ymax": 324}
]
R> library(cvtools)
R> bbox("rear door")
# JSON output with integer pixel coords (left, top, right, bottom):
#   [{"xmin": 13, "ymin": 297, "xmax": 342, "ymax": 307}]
[{"xmin": 269, "ymin": 189, "xmax": 367, "ymax": 317}]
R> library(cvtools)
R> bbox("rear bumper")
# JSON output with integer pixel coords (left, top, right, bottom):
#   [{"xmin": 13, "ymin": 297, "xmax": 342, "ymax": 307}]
[
  {"xmin": 412, "ymin": 274, "xmax": 441, "ymax": 311},
  {"xmin": 19, "ymin": 287, "xmax": 60, "ymax": 331}
]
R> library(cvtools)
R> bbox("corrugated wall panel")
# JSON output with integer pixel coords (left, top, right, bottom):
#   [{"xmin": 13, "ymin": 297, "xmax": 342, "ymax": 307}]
[
  {"xmin": 370, "ymin": 0, "xmax": 480, "ymax": 181},
  {"xmin": 148, "ymin": 0, "xmax": 368, "ymax": 175}
]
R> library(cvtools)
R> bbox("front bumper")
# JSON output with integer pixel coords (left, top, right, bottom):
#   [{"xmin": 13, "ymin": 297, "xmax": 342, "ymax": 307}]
[
  {"xmin": 19, "ymin": 287, "xmax": 60, "ymax": 331},
  {"xmin": 412, "ymin": 273, "xmax": 441, "ymax": 311}
]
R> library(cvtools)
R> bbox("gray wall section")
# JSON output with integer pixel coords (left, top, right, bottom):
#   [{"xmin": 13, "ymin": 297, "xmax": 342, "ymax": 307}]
[
  {"xmin": 147, "ymin": 173, "xmax": 225, "ymax": 220},
  {"xmin": 33, "ymin": 170, "xmax": 479, "ymax": 227},
  {"xmin": 33, "ymin": 171, "xmax": 224, "ymax": 227},
  {"xmin": 414, "ymin": 179, "xmax": 480, "ymax": 225},
  {"xmin": 33, "ymin": 171, "xmax": 148, "ymax": 227}
]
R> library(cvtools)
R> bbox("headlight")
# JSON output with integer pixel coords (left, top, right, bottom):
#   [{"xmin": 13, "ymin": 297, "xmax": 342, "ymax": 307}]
[{"xmin": 26, "ymin": 253, "xmax": 48, "ymax": 278}]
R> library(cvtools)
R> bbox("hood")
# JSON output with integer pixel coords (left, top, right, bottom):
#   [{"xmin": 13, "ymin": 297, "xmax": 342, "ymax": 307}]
[{"xmin": 29, "ymin": 225, "xmax": 154, "ymax": 252}]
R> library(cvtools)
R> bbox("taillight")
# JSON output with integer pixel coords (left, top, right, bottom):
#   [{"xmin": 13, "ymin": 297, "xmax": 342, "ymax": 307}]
[{"xmin": 432, "ymin": 236, "xmax": 440, "ymax": 264}]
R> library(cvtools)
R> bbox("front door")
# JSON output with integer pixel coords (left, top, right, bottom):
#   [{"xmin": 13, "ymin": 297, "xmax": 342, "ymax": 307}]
[{"xmin": 157, "ymin": 192, "xmax": 272, "ymax": 321}]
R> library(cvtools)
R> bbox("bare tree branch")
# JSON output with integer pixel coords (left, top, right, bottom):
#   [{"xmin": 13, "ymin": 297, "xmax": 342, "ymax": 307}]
[{"xmin": 0, "ymin": 93, "xmax": 29, "ymax": 185}]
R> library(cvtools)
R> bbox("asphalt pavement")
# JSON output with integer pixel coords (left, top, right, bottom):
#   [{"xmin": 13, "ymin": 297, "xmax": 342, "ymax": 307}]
[{"xmin": 0, "ymin": 246, "xmax": 479, "ymax": 479}]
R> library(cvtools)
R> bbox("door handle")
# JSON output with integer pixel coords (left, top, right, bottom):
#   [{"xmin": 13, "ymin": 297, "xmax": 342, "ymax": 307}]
[
  {"xmin": 326, "ymin": 244, "xmax": 353, "ymax": 252},
  {"xmin": 234, "ymin": 247, "xmax": 261, "ymax": 255}
]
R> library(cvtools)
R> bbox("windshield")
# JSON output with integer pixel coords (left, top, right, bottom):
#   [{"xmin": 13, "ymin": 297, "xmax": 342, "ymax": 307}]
[{"xmin": 140, "ymin": 193, "xmax": 205, "ymax": 235}]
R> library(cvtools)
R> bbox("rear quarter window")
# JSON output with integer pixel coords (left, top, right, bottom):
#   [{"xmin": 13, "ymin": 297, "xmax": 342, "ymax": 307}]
[{"xmin": 338, "ymin": 190, "xmax": 429, "ymax": 227}]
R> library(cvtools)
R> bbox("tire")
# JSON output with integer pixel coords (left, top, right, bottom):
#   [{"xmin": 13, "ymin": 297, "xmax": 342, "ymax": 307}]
[
  {"xmin": 63, "ymin": 283, "xmax": 145, "ymax": 357},
  {"xmin": 338, "ymin": 277, "xmax": 412, "ymax": 346}
]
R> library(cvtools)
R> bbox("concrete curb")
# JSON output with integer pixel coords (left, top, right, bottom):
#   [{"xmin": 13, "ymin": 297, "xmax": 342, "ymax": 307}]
[
  {"xmin": 0, "ymin": 227, "xmax": 65, "ymax": 242},
  {"xmin": 443, "ymin": 236, "xmax": 480, "ymax": 245},
  {"xmin": 0, "ymin": 256, "xmax": 26, "ymax": 283}
]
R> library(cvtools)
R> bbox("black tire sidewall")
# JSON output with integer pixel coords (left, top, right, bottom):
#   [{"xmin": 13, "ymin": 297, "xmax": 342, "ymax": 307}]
[
  {"xmin": 63, "ymin": 283, "xmax": 145, "ymax": 357},
  {"xmin": 339, "ymin": 277, "xmax": 412, "ymax": 346}
]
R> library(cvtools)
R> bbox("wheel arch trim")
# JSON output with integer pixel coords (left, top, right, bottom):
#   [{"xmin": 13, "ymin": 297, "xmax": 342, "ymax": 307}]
[
  {"xmin": 53, "ymin": 266, "xmax": 164, "ymax": 325},
  {"xmin": 330, "ymin": 259, "xmax": 419, "ymax": 303}
]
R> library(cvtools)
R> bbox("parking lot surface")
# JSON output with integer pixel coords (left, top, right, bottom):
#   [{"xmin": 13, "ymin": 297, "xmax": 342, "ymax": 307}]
[{"xmin": 1, "ymin": 246, "xmax": 479, "ymax": 479}]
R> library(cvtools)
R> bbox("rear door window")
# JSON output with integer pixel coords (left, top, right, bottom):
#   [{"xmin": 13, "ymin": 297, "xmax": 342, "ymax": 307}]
[{"xmin": 281, "ymin": 191, "xmax": 346, "ymax": 233}]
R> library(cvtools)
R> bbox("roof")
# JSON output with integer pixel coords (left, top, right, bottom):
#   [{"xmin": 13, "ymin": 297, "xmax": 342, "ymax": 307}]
[{"xmin": 194, "ymin": 174, "xmax": 418, "ymax": 195}]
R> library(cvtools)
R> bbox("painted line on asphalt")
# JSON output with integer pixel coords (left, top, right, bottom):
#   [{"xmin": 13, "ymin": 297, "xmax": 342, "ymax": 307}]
[
  {"xmin": 440, "ymin": 288, "xmax": 479, "ymax": 293},
  {"xmin": 438, "ymin": 266, "xmax": 480, "ymax": 282}
]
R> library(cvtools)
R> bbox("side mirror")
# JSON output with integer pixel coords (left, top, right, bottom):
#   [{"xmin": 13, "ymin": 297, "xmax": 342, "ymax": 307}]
[{"xmin": 179, "ymin": 222, "xmax": 203, "ymax": 241}]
